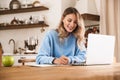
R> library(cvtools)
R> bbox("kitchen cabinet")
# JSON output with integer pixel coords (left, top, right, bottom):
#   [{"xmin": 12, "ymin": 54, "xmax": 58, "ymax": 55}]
[{"xmin": 0, "ymin": 6, "xmax": 49, "ymax": 30}]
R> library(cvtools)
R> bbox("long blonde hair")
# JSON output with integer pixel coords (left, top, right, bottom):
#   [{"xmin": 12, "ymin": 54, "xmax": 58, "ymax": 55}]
[{"xmin": 56, "ymin": 7, "xmax": 85, "ymax": 47}]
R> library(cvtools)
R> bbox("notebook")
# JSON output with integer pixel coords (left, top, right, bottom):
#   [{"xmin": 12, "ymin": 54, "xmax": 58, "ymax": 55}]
[{"xmin": 72, "ymin": 34, "xmax": 115, "ymax": 66}]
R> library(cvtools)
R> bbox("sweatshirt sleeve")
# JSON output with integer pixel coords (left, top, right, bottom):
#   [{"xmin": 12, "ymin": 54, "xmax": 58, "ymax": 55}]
[
  {"xmin": 36, "ymin": 31, "xmax": 55, "ymax": 64},
  {"xmin": 68, "ymin": 44, "xmax": 86, "ymax": 64}
]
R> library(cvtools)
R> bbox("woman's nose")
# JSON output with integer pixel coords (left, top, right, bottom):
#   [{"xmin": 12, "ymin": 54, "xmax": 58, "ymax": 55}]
[{"xmin": 70, "ymin": 22, "xmax": 75, "ymax": 27}]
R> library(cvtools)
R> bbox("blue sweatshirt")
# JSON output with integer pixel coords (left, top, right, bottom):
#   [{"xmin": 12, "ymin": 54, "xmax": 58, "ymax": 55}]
[{"xmin": 36, "ymin": 30, "xmax": 86, "ymax": 64}]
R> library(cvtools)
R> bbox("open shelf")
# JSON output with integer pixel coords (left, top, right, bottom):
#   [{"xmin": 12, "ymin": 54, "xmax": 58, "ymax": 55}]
[
  {"xmin": 81, "ymin": 13, "xmax": 100, "ymax": 21},
  {"xmin": 0, "ymin": 6, "xmax": 49, "ymax": 15},
  {"xmin": 0, "ymin": 23, "xmax": 49, "ymax": 30}
]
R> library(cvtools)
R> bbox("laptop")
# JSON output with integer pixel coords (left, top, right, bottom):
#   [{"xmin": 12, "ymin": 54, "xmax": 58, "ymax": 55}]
[{"xmin": 72, "ymin": 33, "xmax": 115, "ymax": 66}]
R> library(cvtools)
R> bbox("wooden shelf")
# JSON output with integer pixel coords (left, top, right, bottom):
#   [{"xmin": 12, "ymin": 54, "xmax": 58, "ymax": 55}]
[
  {"xmin": 81, "ymin": 13, "xmax": 100, "ymax": 21},
  {"xmin": 85, "ymin": 24, "xmax": 99, "ymax": 28},
  {"xmin": 0, "ymin": 6, "xmax": 49, "ymax": 15},
  {"xmin": 0, "ymin": 23, "xmax": 49, "ymax": 30}
]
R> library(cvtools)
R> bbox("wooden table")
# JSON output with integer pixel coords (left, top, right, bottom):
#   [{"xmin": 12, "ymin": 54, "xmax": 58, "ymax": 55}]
[{"xmin": 0, "ymin": 63, "xmax": 120, "ymax": 80}]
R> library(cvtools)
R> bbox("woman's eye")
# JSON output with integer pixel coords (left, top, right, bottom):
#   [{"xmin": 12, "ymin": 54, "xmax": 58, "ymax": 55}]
[
  {"xmin": 74, "ymin": 21, "xmax": 77, "ymax": 24},
  {"xmin": 67, "ymin": 19, "xmax": 71, "ymax": 22},
  {"xmin": 67, "ymin": 19, "xmax": 77, "ymax": 24}
]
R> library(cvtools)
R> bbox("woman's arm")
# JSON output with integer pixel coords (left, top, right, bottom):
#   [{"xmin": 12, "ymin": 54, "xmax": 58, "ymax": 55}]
[
  {"xmin": 68, "ymin": 45, "xmax": 86, "ymax": 64},
  {"xmin": 36, "ymin": 31, "xmax": 55, "ymax": 64}
]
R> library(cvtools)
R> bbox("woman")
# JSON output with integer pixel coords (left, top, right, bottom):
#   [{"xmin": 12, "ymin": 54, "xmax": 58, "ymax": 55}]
[{"xmin": 36, "ymin": 7, "xmax": 86, "ymax": 65}]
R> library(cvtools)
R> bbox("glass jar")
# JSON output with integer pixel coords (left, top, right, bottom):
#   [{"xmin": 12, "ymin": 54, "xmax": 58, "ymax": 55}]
[{"xmin": 9, "ymin": 0, "xmax": 21, "ymax": 9}]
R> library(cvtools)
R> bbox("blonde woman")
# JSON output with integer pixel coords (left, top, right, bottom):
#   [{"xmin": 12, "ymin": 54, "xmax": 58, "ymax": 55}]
[{"xmin": 36, "ymin": 7, "xmax": 86, "ymax": 65}]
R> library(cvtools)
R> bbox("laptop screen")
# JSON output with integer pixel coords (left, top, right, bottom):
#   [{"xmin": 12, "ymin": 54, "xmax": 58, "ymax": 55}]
[{"xmin": 86, "ymin": 34, "xmax": 115, "ymax": 65}]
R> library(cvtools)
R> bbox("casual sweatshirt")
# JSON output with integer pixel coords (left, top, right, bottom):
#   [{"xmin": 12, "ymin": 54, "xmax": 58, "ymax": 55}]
[{"xmin": 36, "ymin": 30, "xmax": 86, "ymax": 64}]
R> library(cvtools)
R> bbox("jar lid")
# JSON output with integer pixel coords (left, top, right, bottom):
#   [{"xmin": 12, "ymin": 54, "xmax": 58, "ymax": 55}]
[{"xmin": 32, "ymin": 1, "xmax": 41, "ymax": 7}]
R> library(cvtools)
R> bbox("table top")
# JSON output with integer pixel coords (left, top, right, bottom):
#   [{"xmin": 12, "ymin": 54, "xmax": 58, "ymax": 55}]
[{"xmin": 0, "ymin": 63, "xmax": 120, "ymax": 80}]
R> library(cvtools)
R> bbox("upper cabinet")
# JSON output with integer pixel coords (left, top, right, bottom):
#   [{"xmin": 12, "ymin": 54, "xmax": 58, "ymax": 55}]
[{"xmin": 0, "ymin": 6, "xmax": 49, "ymax": 30}]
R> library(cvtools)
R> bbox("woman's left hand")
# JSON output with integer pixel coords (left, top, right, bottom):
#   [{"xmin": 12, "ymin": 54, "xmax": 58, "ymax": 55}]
[
  {"xmin": 53, "ymin": 55, "xmax": 69, "ymax": 65},
  {"xmin": 59, "ymin": 55, "xmax": 69, "ymax": 65}
]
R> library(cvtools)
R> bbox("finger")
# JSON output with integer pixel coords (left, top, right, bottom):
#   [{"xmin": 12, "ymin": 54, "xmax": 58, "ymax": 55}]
[
  {"xmin": 55, "ymin": 58, "xmax": 67, "ymax": 65},
  {"xmin": 53, "ymin": 58, "xmax": 61, "ymax": 64},
  {"xmin": 60, "ymin": 57, "xmax": 68, "ymax": 64},
  {"xmin": 61, "ymin": 56, "xmax": 69, "ymax": 63},
  {"xmin": 61, "ymin": 55, "xmax": 68, "ymax": 60}
]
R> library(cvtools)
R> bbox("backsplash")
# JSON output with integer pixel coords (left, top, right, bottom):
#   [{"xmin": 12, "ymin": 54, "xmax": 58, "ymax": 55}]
[{"xmin": 0, "ymin": 27, "xmax": 49, "ymax": 55}]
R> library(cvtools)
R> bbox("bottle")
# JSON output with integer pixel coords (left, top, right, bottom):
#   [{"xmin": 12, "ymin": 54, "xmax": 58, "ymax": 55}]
[
  {"xmin": 0, "ymin": 43, "xmax": 3, "ymax": 67},
  {"xmin": 29, "ymin": 16, "xmax": 34, "ymax": 24},
  {"xmin": 11, "ymin": 17, "xmax": 19, "ymax": 25},
  {"xmin": 9, "ymin": 0, "xmax": 21, "ymax": 9}
]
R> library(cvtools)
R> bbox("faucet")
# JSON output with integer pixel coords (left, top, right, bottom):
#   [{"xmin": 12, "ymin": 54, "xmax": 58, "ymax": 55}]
[{"xmin": 9, "ymin": 39, "xmax": 18, "ymax": 54}]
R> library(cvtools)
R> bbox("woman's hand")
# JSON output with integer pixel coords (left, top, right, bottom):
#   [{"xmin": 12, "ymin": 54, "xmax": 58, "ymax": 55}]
[{"xmin": 53, "ymin": 56, "xmax": 69, "ymax": 65}]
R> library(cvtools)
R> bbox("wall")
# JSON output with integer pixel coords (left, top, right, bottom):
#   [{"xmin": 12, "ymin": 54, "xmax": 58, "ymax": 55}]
[
  {"xmin": 0, "ymin": 0, "xmax": 76, "ymax": 55},
  {"xmin": 61, "ymin": 0, "xmax": 76, "ymax": 13},
  {"xmin": 0, "ymin": 0, "xmax": 62, "ymax": 54},
  {"xmin": 75, "ymin": 0, "xmax": 99, "ymax": 15}
]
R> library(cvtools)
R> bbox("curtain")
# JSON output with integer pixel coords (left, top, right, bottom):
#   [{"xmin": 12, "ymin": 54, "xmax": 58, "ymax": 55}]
[{"xmin": 100, "ymin": 0, "xmax": 120, "ymax": 62}]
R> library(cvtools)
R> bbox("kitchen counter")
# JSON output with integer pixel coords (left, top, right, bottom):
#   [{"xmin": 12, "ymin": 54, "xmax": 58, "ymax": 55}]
[{"xmin": 3, "ymin": 53, "xmax": 37, "ymax": 56}]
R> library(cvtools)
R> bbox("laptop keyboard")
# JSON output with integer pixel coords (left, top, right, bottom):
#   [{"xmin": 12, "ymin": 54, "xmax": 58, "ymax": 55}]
[{"xmin": 71, "ymin": 61, "xmax": 86, "ymax": 66}]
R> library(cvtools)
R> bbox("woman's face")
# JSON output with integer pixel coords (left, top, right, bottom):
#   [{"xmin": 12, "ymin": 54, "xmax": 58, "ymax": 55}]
[{"xmin": 62, "ymin": 13, "xmax": 77, "ymax": 33}]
